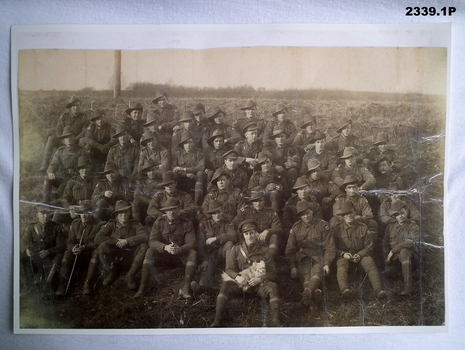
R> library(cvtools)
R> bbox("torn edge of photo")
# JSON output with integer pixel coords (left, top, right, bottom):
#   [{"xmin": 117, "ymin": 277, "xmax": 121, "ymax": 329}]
[{"xmin": 11, "ymin": 23, "xmax": 449, "ymax": 335}]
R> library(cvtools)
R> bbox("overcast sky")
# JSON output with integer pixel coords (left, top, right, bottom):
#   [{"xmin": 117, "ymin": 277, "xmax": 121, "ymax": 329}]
[{"xmin": 18, "ymin": 47, "xmax": 447, "ymax": 95}]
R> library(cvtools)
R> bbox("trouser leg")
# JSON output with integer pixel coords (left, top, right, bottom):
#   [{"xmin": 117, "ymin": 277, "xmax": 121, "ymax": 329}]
[
  {"xmin": 126, "ymin": 243, "xmax": 148, "ymax": 290},
  {"xmin": 211, "ymin": 280, "xmax": 236, "ymax": 327},
  {"xmin": 399, "ymin": 248, "xmax": 414, "ymax": 295},
  {"xmin": 40, "ymin": 135, "xmax": 59, "ymax": 172},
  {"xmin": 268, "ymin": 234, "xmax": 280, "ymax": 259},
  {"xmin": 83, "ymin": 251, "xmax": 99, "ymax": 295},
  {"xmin": 336, "ymin": 258, "xmax": 350, "ymax": 292},
  {"xmin": 135, "ymin": 247, "xmax": 158, "ymax": 298},
  {"xmin": 269, "ymin": 190, "xmax": 282, "ymax": 213},
  {"xmin": 195, "ymin": 171, "xmax": 207, "ymax": 206},
  {"xmin": 179, "ymin": 250, "xmax": 198, "ymax": 299},
  {"xmin": 360, "ymin": 256, "xmax": 384, "ymax": 293}
]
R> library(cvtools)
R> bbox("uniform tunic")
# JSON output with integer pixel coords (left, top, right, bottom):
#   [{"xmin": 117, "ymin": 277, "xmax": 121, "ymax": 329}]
[
  {"xmin": 301, "ymin": 149, "xmax": 338, "ymax": 179},
  {"xmin": 197, "ymin": 218, "xmax": 237, "ymax": 259},
  {"xmin": 147, "ymin": 190, "xmax": 196, "ymax": 221},
  {"xmin": 94, "ymin": 219, "xmax": 148, "ymax": 247},
  {"xmin": 56, "ymin": 112, "xmax": 88, "ymax": 139},
  {"xmin": 149, "ymin": 216, "xmax": 196, "ymax": 254},
  {"xmin": 282, "ymin": 194, "xmax": 322, "ymax": 231},
  {"xmin": 263, "ymin": 119, "xmax": 297, "ymax": 145},
  {"xmin": 379, "ymin": 198, "xmax": 420, "ymax": 225},
  {"xmin": 231, "ymin": 206, "xmax": 283, "ymax": 240},
  {"xmin": 106, "ymin": 143, "xmax": 140, "ymax": 178},
  {"xmin": 62, "ymin": 175, "xmax": 97, "ymax": 208},
  {"xmin": 327, "ymin": 134, "xmax": 361, "ymax": 156},
  {"xmin": 201, "ymin": 186, "xmax": 245, "ymax": 219},
  {"xmin": 333, "ymin": 221, "xmax": 373, "ymax": 258},
  {"xmin": 47, "ymin": 145, "xmax": 84, "ymax": 178},
  {"xmin": 383, "ymin": 221, "xmax": 420, "ymax": 258},
  {"xmin": 137, "ymin": 145, "xmax": 170, "ymax": 173},
  {"xmin": 332, "ymin": 164, "xmax": 376, "ymax": 190}
]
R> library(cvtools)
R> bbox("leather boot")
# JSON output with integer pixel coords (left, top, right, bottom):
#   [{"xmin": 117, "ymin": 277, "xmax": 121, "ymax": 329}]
[
  {"xmin": 83, "ymin": 260, "xmax": 99, "ymax": 295},
  {"xmin": 55, "ymin": 275, "xmax": 67, "ymax": 296},
  {"xmin": 125, "ymin": 263, "xmax": 140, "ymax": 290},
  {"xmin": 268, "ymin": 299, "xmax": 281, "ymax": 327},
  {"xmin": 134, "ymin": 264, "xmax": 152, "ymax": 298},
  {"xmin": 179, "ymin": 254, "xmax": 197, "ymax": 300},
  {"xmin": 46, "ymin": 263, "xmax": 59, "ymax": 284},
  {"xmin": 102, "ymin": 267, "xmax": 116, "ymax": 287},
  {"xmin": 211, "ymin": 295, "xmax": 228, "ymax": 327},
  {"xmin": 400, "ymin": 261, "xmax": 413, "ymax": 296},
  {"xmin": 301, "ymin": 279, "xmax": 312, "ymax": 306}
]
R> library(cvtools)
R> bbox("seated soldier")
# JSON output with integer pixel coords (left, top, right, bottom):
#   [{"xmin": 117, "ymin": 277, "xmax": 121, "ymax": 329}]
[
  {"xmin": 137, "ymin": 131, "xmax": 170, "ymax": 181},
  {"xmin": 146, "ymin": 171, "xmax": 196, "ymax": 227},
  {"xmin": 221, "ymin": 150, "xmax": 249, "ymax": 192},
  {"xmin": 202, "ymin": 107, "xmax": 234, "ymax": 149},
  {"xmin": 122, "ymin": 102, "xmax": 145, "ymax": 145},
  {"xmin": 204, "ymin": 130, "xmax": 230, "ymax": 184},
  {"xmin": 327, "ymin": 118, "xmax": 362, "ymax": 157},
  {"xmin": 20, "ymin": 205, "xmax": 67, "ymax": 294},
  {"xmin": 211, "ymin": 219, "xmax": 281, "ymax": 327},
  {"xmin": 191, "ymin": 102, "xmax": 207, "ymax": 150},
  {"xmin": 105, "ymin": 125, "xmax": 139, "ymax": 182},
  {"xmin": 55, "ymin": 202, "xmax": 103, "ymax": 296},
  {"xmin": 94, "ymin": 200, "xmax": 149, "ymax": 291},
  {"xmin": 263, "ymin": 103, "xmax": 297, "ymax": 145},
  {"xmin": 372, "ymin": 155, "xmax": 405, "ymax": 193},
  {"xmin": 234, "ymin": 122, "xmax": 263, "ymax": 173},
  {"xmin": 232, "ymin": 99, "xmax": 265, "ymax": 142},
  {"xmin": 248, "ymin": 153, "xmax": 289, "ymax": 212},
  {"xmin": 292, "ymin": 114, "xmax": 321, "ymax": 154},
  {"xmin": 364, "ymin": 133, "xmax": 401, "ymax": 172},
  {"xmin": 333, "ymin": 201, "xmax": 387, "ymax": 300},
  {"xmin": 91, "ymin": 162, "xmax": 132, "ymax": 222},
  {"xmin": 285, "ymin": 200, "xmax": 336, "ymax": 306},
  {"xmin": 383, "ymin": 202, "xmax": 420, "ymax": 296},
  {"xmin": 379, "ymin": 193, "xmax": 420, "ymax": 226},
  {"xmin": 132, "ymin": 160, "xmax": 162, "ymax": 225},
  {"xmin": 301, "ymin": 131, "xmax": 338, "ymax": 180},
  {"xmin": 62, "ymin": 156, "xmax": 97, "ymax": 209},
  {"xmin": 135, "ymin": 198, "xmax": 197, "ymax": 299},
  {"xmin": 332, "ymin": 146, "xmax": 376, "ymax": 190},
  {"xmin": 331, "ymin": 175, "xmax": 378, "ymax": 243},
  {"xmin": 172, "ymin": 132, "xmax": 207, "ymax": 206},
  {"xmin": 230, "ymin": 187, "xmax": 283, "ymax": 258},
  {"xmin": 193, "ymin": 201, "xmax": 237, "ymax": 293},
  {"xmin": 171, "ymin": 110, "xmax": 196, "ymax": 150}
]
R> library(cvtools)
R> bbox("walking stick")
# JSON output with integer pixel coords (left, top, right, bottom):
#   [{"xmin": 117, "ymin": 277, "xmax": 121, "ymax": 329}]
[{"xmin": 65, "ymin": 229, "xmax": 86, "ymax": 295}]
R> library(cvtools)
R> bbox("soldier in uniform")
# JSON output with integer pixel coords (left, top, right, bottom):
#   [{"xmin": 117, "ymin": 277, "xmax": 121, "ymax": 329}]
[
  {"xmin": 220, "ymin": 150, "xmax": 250, "ymax": 192},
  {"xmin": 204, "ymin": 130, "xmax": 229, "ymax": 184},
  {"xmin": 211, "ymin": 219, "xmax": 281, "ymax": 327},
  {"xmin": 152, "ymin": 90, "xmax": 180, "ymax": 148},
  {"xmin": 379, "ymin": 193, "xmax": 420, "ymax": 226},
  {"xmin": 94, "ymin": 200, "xmax": 149, "ymax": 291},
  {"xmin": 383, "ymin": 202, "xmax": 420, "ymax": 296},
  {"xmin": 171, "ymin": 110, "xmax": 196, "ymax": 150},
  {"xmin": 62, "ymin": 156, "xmax": 97, "ymax": 208},
  {"xmin": 40, "ymin": 96, "xmax": 88, "ymax": 173},
  {"xmin": 84, "ymin": 109, "xmax": 116, "ymax": 171},
  {"xmin": 132, "ymin": 160, "xmax": 162, "ymax": 225},
  {"xmin": 135, "ymin": 198, "xmax": 197, "ymax": 299},
  {"xmin": 372, "ymin": 156, "xmax": 405, "ymax": 192},
  {"xmin": 106, "ymin": 125, "xmax": 140, "ymax": 182},
  {"xmin": 232, "ymin": 99, "xmax": 265, "ymax": 141},
  {"xmin": 285, "ymin": 200, "xmax": 336, "ymax": 306},
  {"xmin": 327, "ymin": 118, "xmax": 362, "ymax": 157},
  {"xmin": 293, "ymin": 114, "xmax": 322, "ymax": 154},
  {"xmin": 301, "ymin": 131, "xmax": 338, "ymax": 180},
  {"xmin": 203, "ymin": 107, "xmax": 235, "ymax": 149},
  {"xmin": 122, "ymin": 102, "xmax": 145, "ymax": 145},
  {"xmin": 20, "ymin": 205, "xmax": 67, "ymax": 293},
  {"xmin": 172, "ymin": 132, "xmax": 207, "ymax": 206},
  {"xmin": 333, "ymin": 201, "xmax": 387, "ymax": 300},
  {"xmin": 191, "ymin": 103, "xmax": 207, "ymax": 150},
  {"xmin": 146, "ymin": 171, "xmax": 197, "ymax": 226},
  {"xmin": 234, "ymin": 122, "xmax": 264, "ymax": 173},
  {"xmin": 365, "ymin": 133, "xmax": 401, "ymax": 172},
  {"xmin": 332, "ymin": 146, "xmax": 376, "ymax": 190},
  {"xmin": 137, "ymin": 131, "xmax": 170, "ymax": 180},
  {"xmin": 43, "ymin": 127, "xmax": 84, "ymax": 204},
  {"xmin": 263, "ymin": 103, "xmax": 297, "ymax": 145}
]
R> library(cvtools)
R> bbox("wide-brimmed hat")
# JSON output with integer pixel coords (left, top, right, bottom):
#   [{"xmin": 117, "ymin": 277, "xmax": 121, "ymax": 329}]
[
  {"xmin": 89, "ymin": 109, "xmax": 106, "ymax": 121},
  {"xmin": 210, "ymin": 168, "xmax": 230, "ymax": 185},
  {"xmin": 143, "ymin": 112, "xmax": 158, "ymax": 127},
  {"xmin": 311, "ymin": 131, "xmax": 326, "ymax": 143},
  {"xmin": 269, "ymin": 128, "xmax": 287, "ymax": 139},
  {"xmin": 140, "ymin": 159, "xmax": 158, "ymax": 173},
  {"xmin": 36, "ymin": 204, "xmax": 53, "ymax": 214},
  {"xmin": 125, "ymin": 102, "xmax": 143, "ymax": 115},
  {"xmin": 205, "ymin": 200, "xmax": 223, "ymax": 214},
  {"xmin": 207, "ymin": 130, "xmax": 225, "ymax": 147},
  {"xmin": 256, "ymin": 152, "xmax": 271, "ymax": 166},
  {"xmin": 58, "ymin": 126, "xmax": 75, "ymax": 139},
  {"xmin": 238, "ymin": 219, "xmax": 258, "ymax": 233},
  {"xmin": 374, "ymin": 155, "xmax": 391, "ymax": 169},
  {"xmin": 294, "ymin": 200, "xmax": 313, "ymax": 217},
  {"xmin": 389, "ymin": 201, "xmax": 407, "ymax": 217},
  {"xmin": 178, "ymin": 131, "xmax": 194, "ymax": 147},
  {"xmin": 373, "ymin": 133, "xmax": 389, "ymax": 145},
  {"xmin": 66, "ymin": 96, "xmax": 81, "ymax": 109},
  {"xmin": 306, "ymin": 159, "xmax": 321, "ymax": 174},
  {"xmin": 160, "ymin": 171, "xmax": 176, "ymax": 187},
  {"xmin": 179, "ymin": 110, "xmax": 195, "ymax": 122},
  {"xmin": 240, "ymin": 100, "xmax": 257, "ymax": 111},
  {"xmin": 300, "ymin": 115, "xmax": 317, "ymax": 129},
  {"xmin": 76, "ymin": 156, "xmax": 91, "ymax": 169},
  {"xmin": 140, "ymin": 131, "xmax": 156, "ymax": 146},
  {"xmin": 209, "ymin": 107, "xmax": 226, "ymax": 121},
  {"xmin": 193, "ymin": 103, "xmax": 206, "ymax": 115},
  {"xmin": 222, "ymin": 150, "xmax": 239, "ymax": 160},
  {"xmin": 248, "ymin": 187, "xmax": 265, "ymax": 202},
  {"xmin": 160, "ymin": 198, "xmax": 180, "ymax": 211},
  {"xmin": 338, "ymin": 201, "xmax": 354, "ymax": 216},
  {"xmin": 339, "ymin": 175, "xmax": 359, "ymax": 192},
  {"xmin": 111, "ymin": 200, "xmax": 132, "ymax": 215},
  {"xmin": 242, "ymin": 122, "xmax": 258, "ymax": 136},
  {"xmin": 112, "ymin": 124, "xmax": 128, "ymax": 138},
  {"xmin": 336, "ymin": 118, "xmax": 352, "ymax": 133},
  {"xmin": 272, "ymin": 103, "xmax": 288, "ymax": 116},
  {"xmin": 339, "ymin": 146, "xmax": 358, "ymax": 159},
  {"xmin": 102, "ymin": 162, "xmax": 118, "ymax": 174},
  {"xmin": 73, "ymin": 200, "xmax": 93, "ymax": 215},
  {"xmin": 292, "ymin": 177, "xmax": 309, "ymax": 191},
  {"xmin": 152, "ymin": 91, "xmax": 168, "ymax": 104}
]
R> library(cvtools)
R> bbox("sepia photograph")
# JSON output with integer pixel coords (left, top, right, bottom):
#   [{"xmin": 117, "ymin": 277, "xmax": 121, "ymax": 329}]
[{"xmin": 13, "ymin": 25, "xmax": 447, "ymax": 333}]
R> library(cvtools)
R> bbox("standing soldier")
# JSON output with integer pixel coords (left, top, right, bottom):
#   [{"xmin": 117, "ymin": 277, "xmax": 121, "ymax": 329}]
[
  {"xmin": 263, "ymin": 103, "xmax": 297, "ymax": 145},
  {"xmin": 122, "ymin": 102, "xmax": 145, "ymax": 145},
  {"xmin": 135, "ymin": 198, "xmax": 197, "ymax": 299},
  {"xmin": 106, "ymin": 125, "xmax": 140, "ymax": 182},
  {"xmin": 211, "ymin": 219, "xmax": 281, "ymax": 327},
  {"xmin": 94, "ymin": 200, "xmax": 149, "ymax": 291},
  {"xmin": 204, "ymin": 130, "xmax": 229, "ymax": 184},
  {"xmin": 327, "ymin": 118, "xmax": 362, "ymax": 157},
  {"xmin": 293, "ymin": 114, "xmax": 322, "ymax": 154},
  {"xmin": 332, "ymin": 147, "xmax": 376, "ymax": 190},
  {"xmin": 285, "ymin": 200, "xmax": 336, "ymax": 306},
  {"xmin": 333, "ymin": 201, "xmax": 387, "ymax": 300},
  {"xmin": 191, "ymin": 103, "xmax": 207, "ymax": 150},
  {"xmin": 152, "ymin": 91, "xmax": 180, "ymax": 148},
  {"xmin": 233, "ymin": 100, "xmax": 265, "ymax": 141}
]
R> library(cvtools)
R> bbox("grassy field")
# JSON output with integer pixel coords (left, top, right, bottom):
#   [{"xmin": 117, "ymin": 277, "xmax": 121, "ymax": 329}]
[{"xmin": 17, "ymin": 89, "xmax": 445, "ymax": 329}]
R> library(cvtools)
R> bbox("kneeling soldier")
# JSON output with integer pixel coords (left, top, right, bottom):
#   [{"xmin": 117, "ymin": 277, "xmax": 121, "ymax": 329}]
[
  {"xmin": 285, "ymin": 200, "xmax": 336, "ymax": 306},
  {"xmin": 211, "ymin": 219, "xmax": 281, "ymax": 327}
]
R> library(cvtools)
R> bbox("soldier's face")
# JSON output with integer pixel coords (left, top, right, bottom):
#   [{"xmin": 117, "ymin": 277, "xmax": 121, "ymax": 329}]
[
  {"xmin": 395, "ymin": 208, "xmax": 408, "ymax": 224},
  {"xmin": 276, "ymin": 113, "xmax": 285, "ymax": 122},
  {"xmin": 378, "ymin": 142, "xmax": 388, "ymax": 152},
  {"xmin": 95, "ymin": 117, "xmax": 104, "ymax": 127},
  {"xmin": 106, "ymin": 171, "xmax": 118, "ymax": 183},
  {"xmin": 37, "ymin": 211, "xmax": 50, "ymax": 224},
  {"xmin": 345, "ymin": 155, "xmax": 356, "ymax": 167},
  {"xmin": 182, "ymin": 120, "xmax": 192, "ymax": 130},
  {"xmin": 378, "ymin": 160, "xmax": 391, "ymax": 174},
  {"xmin": 211, "ymin": 210, "xmax": 223, "ymax": 222},
  {"xmin": 146, "ymin": 140, "xmax": 157, "ymax": 149},
  {"xmin": 194, "ymin": 111, "xmax": 205, "ymax": 122},
  {"xmin": 309, "ymin": 169, "xmax": 320, "ymax": 181},
  {"xmin": 243, "ymin": 229, "xmax": 259, "ymax": 246},
  {"xmin": 297, "ymin": 187, "xmax": 309, "ymax": 200},
  {"xmin": 260, "ymin": 159, "xmax": 272, "ymax": 173},
  {"xmin": 345, "ymin": 184, "xmax": 358, "ymax": 197},
  {"xmin": 165, "ymin": 208, "xmax": 179, "ymax": 221},
  {"xmin": 343, "ymin": 212, "xmax": 355, "ymax": 224},
  {"xmin": 63, "ymin": 137, "xmax": 73, "ymax": 147},
  {"xmin": 118, "ymin": 132, "xmax": 129, "ymax": 145},
  {"xmin": 252, "ymin": 199, "xmax": 265, "ymax": 211},
  {"xmin": 157, "ymin": 97, "xmax": 167, "ymax": 107},
  {"xmin": 164, "ymin": 182, "xmax": 176, "ymax": 194},
  {"xmin": 147, "ymin": 168, "xmax": 156, "ymax": 179},
  {"xmin": 245, "ymin": 130, "xmax": 257, "ymax": 143},
  {"xmin": 301, "ymin": 209, "xmax": 313, "ymax": 224},
  {"xmin": 182, "ymin": 139, "xmax": 194, "ymax": 152},
  {"xmin": 79, "ymin": 167, "xmax": 91, "ymax": 179},
  {"xmin": 214, "ymin": 113, "xmax": 224, "ymax": 125},
  {"xmin": 305, "ymin": 123, "xmax": 316, "ymax": 134},
  {"xmin": 314, "ymin": 139, "xmax": 325, "ymax": 154},
  {"xmin": 70, "ymin": 103, "xmax": 81, "ymax": 115},
  {"xmin": 213, "ymin": 137, "xmax": 224, "ymax": 149},
  {"xmin": 216, "ymin": 175, "xmax": 229, "ymax": 190},
  {"xmin": 80, "ymin": 213, "xmax": 92, "ymax": 223},
  {"xmin": 117, "ymin": 209, "xmax": 131, "ymax": 226},
  {"xmin": 130, "ymin": 110, "xmax": 142, "ymax": 121},
  {"xmin": 148, "ymin": 125, "xmax": 156, "ymax": 133},
  {"xmin": 275, "ymin": 134, "xmax": 285, "ymax": 146},
  {"xmin": 224, "ymin": 158, "xmax": 237, "ymax": 170},
  {"xmin": 341, "ymin": 124, "xmax": 352, "ymax": 137},
  {"xmin": 245, "ymin": 109, "xmax": 253, "ymax": 118}
]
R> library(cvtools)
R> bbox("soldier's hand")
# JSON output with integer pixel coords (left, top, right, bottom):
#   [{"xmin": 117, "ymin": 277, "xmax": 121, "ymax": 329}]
[
  {"xmin": 39, "ymin": 250, "xmax": 50, "ymax": 259},
  {"xmin": 354, "ymin": 215, "xmax": 362, "ymax": 221},
  {"xmin": 171, "ymin": 246, "xmax": 182, "ymax": 255},
  {"xmin": 206, "ymin": 237, "xmax": 217, "ymax": 245},
  {"xmin": 104, "ymin": 190, "xmax": 114, "ymax": 198},
  {"xmin": 258, "ymin": 230, "xmax": 269, "ymax": 242},
  {"xmin": 47, "ymin": 173, "xmax": 55, "ymax": 180},
  {"xmin": 248, "ymin": 277, "xmax": 261, "ymax": 287},
  {"xmin": 342, "ymin": 252, "xmax": 352, "ymax": 260},
  {"xmin": 386, "ymin": 250, "xmax": 393, "ymax": 264},
  {"xmin": 199, "ymin": 261, "xmax": 209, "ymax": 272},
  {"xmin": 275, "ymin": 165, "xmax": 285, "ymax": 172},
  {"xmin": 290, "ymin": 267, "xmax": 298, "ymax": 279},
  {"xmin": 173, "ymin": 125, "xmax": 181, "ymax": 132},
  {"xmin": 116, "ymin": 239, "xmax": 128, "ymax": 248},
  {"xmin": 158, "ymin": 126, "xmax": 163, "ymax": 130},
  {"xmin": 352, "ymin": 254, "xmax": 361, "ymax": 263},
  {"xmin": 173, "ymin": 166, "xmax": 182, "ymax": 173},
  {"xmin": 72, "ymin": 245, "xmax": 83, "ymax": 255},
  {"xmin": 130, "ymin": 138, "xmax": 136, "ymax": 145},
  {"xmin": 323, "ymin": 265, "xmax": 330, "ymax": 275},
  {"xmin": 266, "ymin": 183, "xmax": 276, "ymax": 191},
  {"xmin": 25, "ymin": 248, "xmax": 32, "ymax": 257},
  {"xmin": 234, "ymin": 275, "xmax": 245, "ymax": 285}
]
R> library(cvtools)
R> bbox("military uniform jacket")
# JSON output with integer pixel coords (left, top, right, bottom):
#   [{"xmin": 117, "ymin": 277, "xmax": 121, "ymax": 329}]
[
  {"xmin": 374, "ymin": 171, "xmax": 405, "ymax": 191},
  {"xmin": 225, "ymin": 242, "xmax": 277, "ymax": 281},
  {"xmin": 191, "ymin": 120, "xmax": 207, "ymax": 150},
  {"xmin": 203, "ymin": 122, "xmax": 234, "ymax": 148},
  {"xmin": 285, "ymin": 219, "xmax": 336, "ymax": 269},
  {"xmin": 134, "ymin": 177, "xmax": 160, "ymax": 202},
  {"xmin": 222, "ymin": 166, "xmax": 250, "ymax": 192},
  {"xmin": 155, "ymin": 104, "xmax": 180, "ymax": 131},
  {"xmin": 172, "ymin": 148, "xmax": 205, "ymax": 175},
  {"xmin": 303, "ymin": 175, "xmax": 340, "ymax": 203},
  {"xmin": 383, "ymin": 221, "xmax": 420, "ymax": 257},
  {"xmin": 47, "ymin": 145, "xmax": 84, "ymax": 178},
  {"xmin": 138, "ymin": 145, "xmax": 170, "ymax": 173},
  {"xmin": 21, "ymin": 220, "xmax": 67, "ymax": 255},
  {"xmin": 231, "ymin": 206, "xmax": 283, "ymax": 239},
  {"xmin": 56, "ymin": 111, "xmax": 87, "ymax": 139},
  {"xmin": 122, "ymin": 117, "xmax": 145, "ymax": 144},
  {"xmin": 94, "ymin": 218, "xmax": 148, "ymax": 247},
  {"xmin": 263, "ymin": 144, "xmax": 301, "ymax": 170},
  {"xmin": 292, "ymin": 130, "xmax": 319, "ymax": 150},
  {"xmin": 62, "ymin": 175, "xmax": 98, "ymax": 207},
  {"xmin": 333, "ymin": 221, "xmax": 373, "ymax": 258},
  {"xmin": 201, "ymin": 186, "xmax": 245, "ymax": 219},
  {"xmin": 327, "ymin": 134, "xmax": 361, "ymax": 156},
  {"xmin": 149, "ymin": 216, "xmax": 196, "ymax": 254},
  {"xmin": 205, "ymin": 146, "xmax": 229, "ymax": 171},
  {"xmin": 85, "ymin": 122, "xmax": 113, "ymax": 148},
  {"xmin": 198, "ymin": 218, "xmax": 237, "ymax": 259},
  {"xmin": 366, "ymin": 147, "xmax": 401, "ymax": 170},
  {"xmin": 332, "ymin": 164, "xmax": 376, "ymax": 190},
  {"xmin": 92, "ymin": 177, "xmax": 133, "ymax": 207},
  {"xmin": 234, "ymin": 139, "xmax": 264, "ymax": 163},
  {"xmin": 66, "ymin": 217, "xmax": 103, "ymax": 252},
  {"xmin": 282, "ymin": 194, "xmax": 322, "ymax": 231},
  {"xmin": 106, "ymin": 143, "xmax": 139, "ymax": 178},
  {"xmin": 263, "ymin": 119, "xmax": 297, "ymax": 145},
  {"xmin": 248, "ymin": 169, "xmax": 289, "ymax": 196},
  {"xmin": 301, "ymin": 149, "xmax": 338, "ymax": 179},
  {"xmin": 233, "ymin": 117, "xmax": 265, "ymax": 141},
  {"xmin": 378, "ymin": 198, "xmax": 420, "ymax": 225},
  {"xmin": 333, "ymin": 194, "xmax": 374, "ymax": 222},
  {"xmin": 147, "ymin": 190, "xmax": 196, "ymax": 221}
]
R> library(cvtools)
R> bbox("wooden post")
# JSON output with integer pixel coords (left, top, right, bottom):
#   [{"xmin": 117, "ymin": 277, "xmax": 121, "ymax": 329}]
[{"xmin": 113, "ymin": 50, "xmax": 121, "ymax": 98}]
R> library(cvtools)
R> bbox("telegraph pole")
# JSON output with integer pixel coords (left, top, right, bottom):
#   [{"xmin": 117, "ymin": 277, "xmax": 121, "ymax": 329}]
[{"xmin": 113, "ymin": 50, "xmax": 121, "ymax": 98}]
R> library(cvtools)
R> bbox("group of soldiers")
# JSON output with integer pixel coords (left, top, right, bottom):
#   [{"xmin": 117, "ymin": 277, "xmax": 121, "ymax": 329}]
[{"xmin": 21, "ymin": 92, "xmax": 421, "ymax": 327}]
